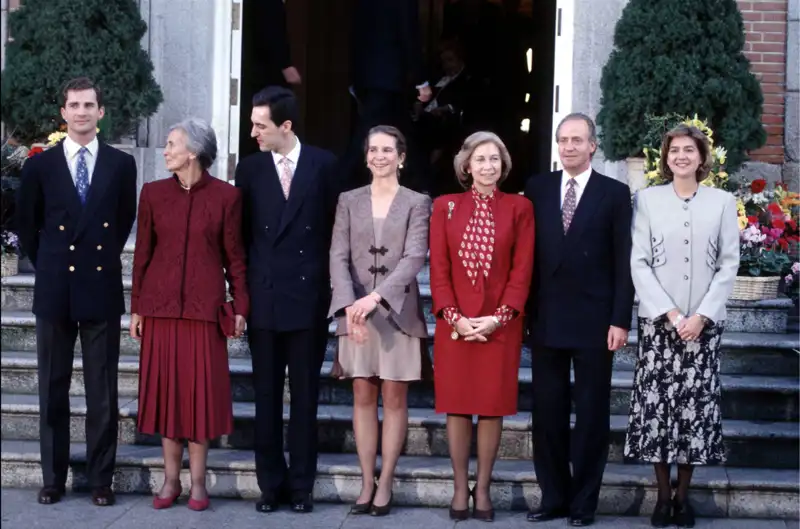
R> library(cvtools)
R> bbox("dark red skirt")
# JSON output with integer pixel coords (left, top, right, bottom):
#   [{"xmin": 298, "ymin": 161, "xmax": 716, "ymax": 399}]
[{"xmin": 137, "ymin": 316, "xmax": 233, "ymax": 441}]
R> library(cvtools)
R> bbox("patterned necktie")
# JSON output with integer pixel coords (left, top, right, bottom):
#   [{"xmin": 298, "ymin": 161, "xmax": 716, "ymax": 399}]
[
  {"xmin": 562, "ymin": 177, "xmax": 578, "ymax": 233},
  {"xmin": 75, "ymin": 146, "xmax": 90, "ymax": 205},
  {"xmin": 279, "ymin": 157, "xmax": 292, "ymax": 199}
]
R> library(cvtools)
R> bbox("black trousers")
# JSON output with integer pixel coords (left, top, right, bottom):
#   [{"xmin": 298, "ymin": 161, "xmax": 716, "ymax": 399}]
[
  {"xmin": 530, "ymin": 345, "xmax": 613, "ymax": 516},
  {"xmin": 249, "ymin": 325, "xmax": 327, "ymax": 496},
  {"xmin": 36, "ymin": 317, "xmax": 121, "ymax": 489}
]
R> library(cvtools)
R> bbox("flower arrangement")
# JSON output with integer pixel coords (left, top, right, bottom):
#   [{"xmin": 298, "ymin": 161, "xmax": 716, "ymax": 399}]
[
  {"xmin": 642, "ymin": 114, "xmax": 733, "ymax": 191},
  {"xmin": 1, "ymin": 230, "xmax": 19, "ymax": 256},
  {"xmin": 736, "ymin": 179, "xmax": 799, "ymax": 278}
]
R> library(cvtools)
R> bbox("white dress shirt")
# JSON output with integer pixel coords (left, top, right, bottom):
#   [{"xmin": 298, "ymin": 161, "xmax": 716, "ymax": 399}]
[
  {"xmin": 560, "ymin": 167, "xmax": 592, "ymax": 208},
  {"xmin": 271, "ymin": 136, "xmax": 302, "ymax": 178},
  {"xmin": 63, "ymin": 136, "xmax": 99, "ymax": 185}
]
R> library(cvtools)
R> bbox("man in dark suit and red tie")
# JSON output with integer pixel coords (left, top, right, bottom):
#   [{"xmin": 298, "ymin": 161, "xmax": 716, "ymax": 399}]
[
  {"xmin": 16, "ymin": 77, "xmax": 138, "ymax": 507},
  {"xmin": 235, "ymin": 86, "xmax": 339, "ymax": 514},
  {"xmin": 523, "ymin": 113, "xmax": 635, "ymax": 527}
]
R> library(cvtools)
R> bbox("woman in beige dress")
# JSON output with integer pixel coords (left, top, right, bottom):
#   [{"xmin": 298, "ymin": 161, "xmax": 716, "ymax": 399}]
[{"xmin": 329, "ymin": 125, "xmax": 431, "ymax": 517}]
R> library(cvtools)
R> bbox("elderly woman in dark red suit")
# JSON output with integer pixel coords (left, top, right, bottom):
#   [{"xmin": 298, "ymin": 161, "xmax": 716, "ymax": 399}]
[
  {"xmin": 430, "ymin": 131, "xmax": 534, "ymax": 522},
  {"xmin": 130, "ymin": 118, "xmax": 248, "ymax": 512}
]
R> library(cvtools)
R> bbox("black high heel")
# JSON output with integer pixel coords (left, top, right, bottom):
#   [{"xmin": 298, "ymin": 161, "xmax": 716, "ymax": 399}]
[
  {"xmin": 349, "ymin": 479, "xmax": 377, "ymax": 515},
  {"xmin": 370, "ymin": 491, "xmax": 393, "ymax": 517},
  {"xmin": 470, "ymin": 487, "xmax": 495, "ymax": 522}
]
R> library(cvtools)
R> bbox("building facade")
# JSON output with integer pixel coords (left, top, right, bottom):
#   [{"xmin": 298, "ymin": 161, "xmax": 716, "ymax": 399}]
[{"xmin": 2, "ymin": 0, "xmax": 798, "ymax": 190}]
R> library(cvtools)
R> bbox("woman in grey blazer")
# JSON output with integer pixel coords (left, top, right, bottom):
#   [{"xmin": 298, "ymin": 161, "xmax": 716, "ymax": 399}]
[
  {"xmin": 328, "ymin": 126, "xmax": 431, "ymax": 516},
  {"xmin": 624, "ymin": 125, "xmax": 740, "ymax": 528}
]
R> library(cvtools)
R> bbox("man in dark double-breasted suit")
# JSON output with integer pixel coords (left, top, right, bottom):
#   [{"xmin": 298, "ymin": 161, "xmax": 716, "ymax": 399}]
[
  {"xmin": 235, "ymin": 86, "xmax": 339, "ymax": 514},
  {"xmin": 524, "ymin": 113, "xmax": 634, "ymax": 527},
  {"xmin": 16, "ymin": 78, "xmax": 137, "ymax": 507}
]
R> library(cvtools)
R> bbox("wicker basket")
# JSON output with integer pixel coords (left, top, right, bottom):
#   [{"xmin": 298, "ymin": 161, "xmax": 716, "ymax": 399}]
[
  {"xmin": 730, "ymin": 275, "xmax": 780, "ymax": 301},
  {"xmin": 1, "ymin": 254, "xmax": 19, "ymax": 277}
]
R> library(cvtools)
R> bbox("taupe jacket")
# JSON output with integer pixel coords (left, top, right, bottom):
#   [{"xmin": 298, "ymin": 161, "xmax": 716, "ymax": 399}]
[
  {"xmin": 631, "ymin": 184, "xmax": 740, "ymax": 323},
  {"xmin": 328, "ymin": 185, "xmax": 431, "ymax": 337}
]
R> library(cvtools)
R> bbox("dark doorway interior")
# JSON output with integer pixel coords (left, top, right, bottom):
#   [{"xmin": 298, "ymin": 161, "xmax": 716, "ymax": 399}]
[{"xmin": 238, "ymin": 0, "xmax": 555, "ymax": 194}]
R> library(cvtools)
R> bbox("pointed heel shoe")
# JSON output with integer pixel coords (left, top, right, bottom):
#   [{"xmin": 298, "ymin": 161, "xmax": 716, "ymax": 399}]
[
  {"xmin": 350, "ymin": 479, "xmax": 377, "ymax": 515},
  {"xmin": 152, "ymin": 486, "xmax": 182, "ymax": 510},
  {"xmin": 369, "ymin": 492, "xmax": 393, "ymax": 517},
  {"xmin": 470, "ymin": 487, "xmax": 495, "ymax": 522}
]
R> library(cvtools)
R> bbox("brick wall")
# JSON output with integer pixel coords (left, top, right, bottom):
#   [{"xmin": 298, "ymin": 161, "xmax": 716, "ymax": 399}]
[{"xmin": 739, "ymin": 0, "xmax": 789, "ymax": 165}]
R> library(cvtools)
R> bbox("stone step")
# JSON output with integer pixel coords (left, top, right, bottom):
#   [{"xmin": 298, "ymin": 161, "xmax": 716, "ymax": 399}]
[
  {"xmin": 3, "ymin": 351, "xmax": 796, "ymax": 422},
  {"xmin": 1, "ymin": 439, "xmax": 797, "ymax": 519},
  {"xmin": 3, "ymin": 311, "xmax": 798, "ymax": 374},
  {"xmin": 2, "ymin": 392, "xmax": 797, "ymax": 469},
  {"xmin": 3, "ymin": 272, "xmax": 795, "ymax": 333}
]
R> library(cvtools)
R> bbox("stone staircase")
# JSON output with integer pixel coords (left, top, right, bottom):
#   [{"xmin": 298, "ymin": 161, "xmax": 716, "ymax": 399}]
[{"xmin": 1, "ymin": 244, "xmax": 798, "ymax": 519}]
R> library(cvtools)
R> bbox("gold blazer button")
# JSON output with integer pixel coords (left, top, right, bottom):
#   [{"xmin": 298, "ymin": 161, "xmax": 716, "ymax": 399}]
[
  {"xmin": 59, "ymin": 225, "xmax": 65, "ymax": 231},
  {"xmin": 97, "ymin": 245, "xmax": 102, "ymax": 250},
  {"xmin": 97, "ymin": 266, "xmax": 103, "ymax": 271},
  {"xmin": 69, "ymin": 266, "xmax": 75, "ymax": 272},
  {"xmin": 69, "ymin": 245, "xmax": 75, "ymax": 251},
  {"xmin": 103, "ymin": 222, "xmax": 109, "ymax": 228}
]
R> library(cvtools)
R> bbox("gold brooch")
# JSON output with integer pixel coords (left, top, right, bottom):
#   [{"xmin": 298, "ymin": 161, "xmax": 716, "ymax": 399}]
[{"xmin": 447, "ymin": 201, "xmax": 455, "ymax": 220}]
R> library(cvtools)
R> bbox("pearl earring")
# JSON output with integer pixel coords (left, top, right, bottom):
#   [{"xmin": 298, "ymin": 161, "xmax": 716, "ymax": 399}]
[{"xmin": 399, "ymin": 163, "xmax": 404, "ymax": 169}]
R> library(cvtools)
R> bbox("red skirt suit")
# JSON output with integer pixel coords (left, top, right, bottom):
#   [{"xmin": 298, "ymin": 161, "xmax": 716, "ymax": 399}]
[
  {"xmin": 132, "ymin": 173, "xmax": 249, "ymax": 441},
  {"xmin": 431, "ymin": 189, "xmax": 534, "ymax": 416}
]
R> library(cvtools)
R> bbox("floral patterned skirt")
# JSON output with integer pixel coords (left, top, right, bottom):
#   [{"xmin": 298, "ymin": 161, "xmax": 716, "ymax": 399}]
[{"xmin": 624, "ymin": 317, "xmax": 726, "ymax": 465}]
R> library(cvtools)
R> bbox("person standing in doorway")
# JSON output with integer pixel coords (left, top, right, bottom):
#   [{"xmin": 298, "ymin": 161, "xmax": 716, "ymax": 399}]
[
  {"xmin": 342, "ymin": 0, "xmax": 432, "ymax": 192},
  {"xmin": 523, "ymin": 113, "xmax": 634, "ymax": 527},
  {"xmin": 16, "ymin": 77, "xmax": 138, "ymax": 507},
  {"xmin": 235, "ymin": 86, "xmax": 339, "ymax": 514}
]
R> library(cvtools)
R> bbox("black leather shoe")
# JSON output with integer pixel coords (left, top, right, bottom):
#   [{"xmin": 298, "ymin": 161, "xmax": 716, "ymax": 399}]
[
  {"xmin": 370, "ymin": 492, "xmax": 393, "ymax": 517},
  {"xmin": 650, "ymin": 499, "xmax": 672, "ymax": 527},
  {"xmin": 350, "ymin": 481, "xmax": 377, "ymax": 515},
  {"xmin": 291, "ymin": 492, "xmax": 314, "ymax": 513},
  {"xmin": 569, "ymin": 515, "xmax": 595, "ymax": 526},
  {"xmin": 526, "ymin": 507, "xmax": 569, "ymax": 522},
  {"xmin": 91, "ymin": 486, "xmax": 115, "ymax": 506},
  {"xmin": 37, "ymin": 486, "xmax": 64, "ymax": 505},
  {"xmin": 672, "ymin": 497, "xmax": 695, "ymax": 528},
  {"xmin": 255, "ymin": 492, "xmax": 280, "ymax": 513}
]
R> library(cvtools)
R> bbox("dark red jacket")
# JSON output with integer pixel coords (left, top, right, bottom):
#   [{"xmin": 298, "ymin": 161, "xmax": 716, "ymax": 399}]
[{"xmin": 131, "ymin": 173, "xmax": 249, "ymax": 322}]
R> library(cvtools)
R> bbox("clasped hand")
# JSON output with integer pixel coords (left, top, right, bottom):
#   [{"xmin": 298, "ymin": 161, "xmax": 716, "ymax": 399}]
[
  {"xmin": 345, "ymin": 294, "xmax": 380, "ymax": 344},
  {"xmin": 455, "ymin": 316, "xmax": 499, "ymax": 342}
]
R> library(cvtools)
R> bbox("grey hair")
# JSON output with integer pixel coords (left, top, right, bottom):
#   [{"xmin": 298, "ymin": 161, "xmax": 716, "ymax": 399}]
[
  {"xmin": 453, "ymin": 131, "xmax": 512, "ymax": 189},
  {"xmin": 169, "ymin": 118, "xmax": 218, "ymax": 170},
  {"xmin": 554, "ymin": 112, "xmax": 597, "ymax": 144}
]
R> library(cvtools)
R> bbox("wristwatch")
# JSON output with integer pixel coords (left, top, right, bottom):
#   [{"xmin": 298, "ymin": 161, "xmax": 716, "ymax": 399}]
[
  {"xmin": 491, "ymin": 316, "xmax": 501, "ymax": 329},
  {"xmin": 451, "ymin": 329, "xmax": 459, "ymax": 340}
]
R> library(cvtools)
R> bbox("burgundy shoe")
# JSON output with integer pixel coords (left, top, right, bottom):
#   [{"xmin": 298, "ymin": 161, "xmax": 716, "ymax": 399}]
[
  {"xmin": 152, "ymin": 486, "xmax": 182, "ymax": 509},
  {"xmin": 188, "ymin": 490, "xmax": 210, "ymax": 511}
]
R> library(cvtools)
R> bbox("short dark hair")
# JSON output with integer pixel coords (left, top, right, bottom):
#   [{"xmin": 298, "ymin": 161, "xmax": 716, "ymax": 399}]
[
  {"xmin": 252, "ymin": 86, "xmax": 298, "ymax": 129},
  {"xmin": 61, "ymin": 77, "xmax": 103, "ymax": 107},
  {"xmin": 660, "ymin": 124, "xmax": 712, "ymax": 183},
  {"xmin": 363, "ymin": 125, "xmax": 407, "ymax": 158}
]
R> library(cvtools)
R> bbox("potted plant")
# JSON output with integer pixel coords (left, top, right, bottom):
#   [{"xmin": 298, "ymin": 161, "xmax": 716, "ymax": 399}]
[
  {"xmin": 733, "ymin": 180, "xmax": 800, "ymax": 300},
  {"xmin": 596, "ymin": 0, "xmax": 766, "ymax": 190}
]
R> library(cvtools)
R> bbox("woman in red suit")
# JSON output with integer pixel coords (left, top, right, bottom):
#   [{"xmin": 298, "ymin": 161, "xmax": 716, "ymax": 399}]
[
  {"xmin": 130, "ymin": 118, "xmax": 248, "ymax": 511},
  {"xmin": 430, "ymin": 131, "xmax": 534, "ymax": 521}
]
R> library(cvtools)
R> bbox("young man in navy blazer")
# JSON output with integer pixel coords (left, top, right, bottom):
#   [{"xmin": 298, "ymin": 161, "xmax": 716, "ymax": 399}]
[
  {"xmin": 235, "ymin": 86, "xmax": 339, "ymax": 514},
  {"xmin": 524, "ymin": 113, "xmax": 634, "ymax": 527},
  {"xmin": 16, "ymin": 77, "xmax": 137, "ymax": 507}
]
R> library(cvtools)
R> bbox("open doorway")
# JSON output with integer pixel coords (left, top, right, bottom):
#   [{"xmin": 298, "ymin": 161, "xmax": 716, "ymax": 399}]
[{"xmin": 237, "ymin": 0, "xmax": 556, "ymax": 195}]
